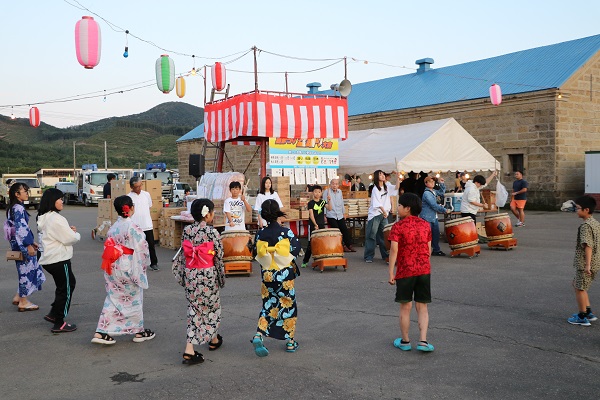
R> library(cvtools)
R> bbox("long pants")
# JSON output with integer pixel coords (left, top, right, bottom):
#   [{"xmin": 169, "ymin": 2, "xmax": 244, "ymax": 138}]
[
  {"xmin": 326, "ymin": 217, "xmax": 352, "ymax": 248},
  {"xmin": 461, "ymin": 213, "xmax": 477, "ymax": 223},
  {"xmin": 364, "ymin": 214, "xmax": 389, "ymax": 261},
  {"xmin": 428, "ymin": 219, "xmax": 441, "ymax": 253},
  {"xmin": 303, "ymin": 224, "xmax": 325, "ymax": 264},
  {"xmin": 144, "ymin": 230, "xmax": 158, "ymax": 266},
  {"xmin": 42, "ymin": 259, "xmax": 76, "ymax": 325}
]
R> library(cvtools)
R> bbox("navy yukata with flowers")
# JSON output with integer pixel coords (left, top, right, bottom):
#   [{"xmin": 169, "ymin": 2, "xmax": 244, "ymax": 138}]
[
  {"xmin": 253, "ymin": 223, "xmax": 301, "ymax": 340},
  {"xmin": 7, "ymin": 204, "xmax": 46, "ymax": 296}
]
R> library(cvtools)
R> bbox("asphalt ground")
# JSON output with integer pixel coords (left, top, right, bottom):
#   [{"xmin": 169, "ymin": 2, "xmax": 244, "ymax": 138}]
[{"xmin": 0, "ymin": 206, "xmax": 599, "ymax": 400}]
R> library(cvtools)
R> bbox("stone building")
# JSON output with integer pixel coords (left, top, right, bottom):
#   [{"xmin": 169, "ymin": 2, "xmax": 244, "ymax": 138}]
[{"xmin": 177, "ymin": 35, "xmax": 600, "ymax": 207}]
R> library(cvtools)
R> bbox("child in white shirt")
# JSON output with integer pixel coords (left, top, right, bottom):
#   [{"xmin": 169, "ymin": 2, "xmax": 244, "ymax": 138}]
[{"xmin": 224, "ymin": 181, "xmax": 251, "ymax": 231}]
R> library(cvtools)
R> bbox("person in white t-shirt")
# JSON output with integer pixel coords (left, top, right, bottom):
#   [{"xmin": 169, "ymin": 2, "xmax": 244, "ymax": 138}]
[
  {"xmin": 128, "ymin": 177, "xmax": 159, "ymax": 271},
  {"xmin": 224, "ymin": 181, "xmax": 251, "ymax": 231},
  {"xmin": 254, "ymin": 177, "xmax": 284, "ymax": 229},
  {"xmin": 459, "ymin": 171, "xmax": 497, "ymax": 222}
]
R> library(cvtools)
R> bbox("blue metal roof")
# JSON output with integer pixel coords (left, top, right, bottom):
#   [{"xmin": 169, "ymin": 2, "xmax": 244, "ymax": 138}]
[
  {"xmin": 324, "ymin": 34, "xmax": 600, "ymax": 117},
  {"xmin": 177, "ymin": 123, "xmax": 204, "ymax": 142}
]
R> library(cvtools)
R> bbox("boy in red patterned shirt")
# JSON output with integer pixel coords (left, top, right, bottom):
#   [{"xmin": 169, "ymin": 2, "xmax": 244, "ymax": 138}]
[{"xmin": 387, "ymin": 193, "xmax": 434, "ymax": 352}]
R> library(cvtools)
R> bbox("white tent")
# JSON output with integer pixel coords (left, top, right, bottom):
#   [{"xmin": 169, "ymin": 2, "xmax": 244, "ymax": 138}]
[{"xmin": 338, "ymin": 118, "xmax": 501, "ymax": 174}]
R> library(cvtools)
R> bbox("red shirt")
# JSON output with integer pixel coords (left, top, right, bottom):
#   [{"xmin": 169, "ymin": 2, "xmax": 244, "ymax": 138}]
[{"xmin": 388, "ymin": 216, "xmax": 431, "ymax": 279}]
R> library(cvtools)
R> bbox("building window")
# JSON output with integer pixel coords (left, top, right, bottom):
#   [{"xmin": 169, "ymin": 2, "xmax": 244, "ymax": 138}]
[{"xmin": 509, "ymin": 154, "xmax": 524, "ymax": 173}]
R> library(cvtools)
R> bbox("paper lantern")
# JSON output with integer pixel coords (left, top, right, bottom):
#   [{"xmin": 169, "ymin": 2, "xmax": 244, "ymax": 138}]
[
  {"xmin": 75, "ymin": 16, "xmax": 101, "ymax": 69},
  {"xmin": 176, "ymin": 76, "xmax": 186, "ymax": 98},
  {"xmin": 156, "ymin": 55, "xmax": 175, "ymax": 94},
  {"xmin": 212, "ymin": 62, "xmax": 226, "ymax": 91},
  {"xmin": 489, "ymin": 84, "xmax": 502, "ymax": 106},
  {"xmin": 29, "ymin": 107, "xmax": 40, "ymax": 128}
]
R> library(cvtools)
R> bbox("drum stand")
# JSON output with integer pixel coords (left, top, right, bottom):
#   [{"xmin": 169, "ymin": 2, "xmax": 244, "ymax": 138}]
[
  {"xmin": 224, "ymin": 261, "xmax": 253, "ymax": 276},
  {"xmin": 449, "ymin": 245, "xmax": 481, "ymax": 259},
  {"xmin": 487, "ymin": 238, "xmax": 517, "ymax": 250},
  {"xmin": 312, "ymin": 258, "xmax": 348, "ymax": 273}
]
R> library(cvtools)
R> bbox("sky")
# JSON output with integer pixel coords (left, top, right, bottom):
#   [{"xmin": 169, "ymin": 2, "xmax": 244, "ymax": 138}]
[{"xmin": 1, "ymin": 0, "xmax": 599, "ymax": 129}]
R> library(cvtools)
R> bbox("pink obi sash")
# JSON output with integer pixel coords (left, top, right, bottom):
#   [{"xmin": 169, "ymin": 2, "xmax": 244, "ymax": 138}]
[
  {"xmin": 183, "ymin": 240, "xmax": 215, "ymax": 269},
  {"xmin": 101, "ymin": 237, "xmax": 134, "ymax": 275}
]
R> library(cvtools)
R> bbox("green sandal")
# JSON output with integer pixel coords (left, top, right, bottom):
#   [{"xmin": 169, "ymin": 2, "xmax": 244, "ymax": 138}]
[
  {"xmin": 252, "ymin": 333, "xmax": 269, "ymax": 357},
  {"xmin": 286, "ymin": 340, "xmax": 299, "ymax": 353}
]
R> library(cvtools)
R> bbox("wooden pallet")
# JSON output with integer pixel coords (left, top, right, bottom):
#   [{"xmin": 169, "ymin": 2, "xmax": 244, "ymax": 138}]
[
  {"xmin": 487, "ymin": 238, "xmax": 518, "ymax": 250},
  {"xmin": 224, "ymin": 261, "xmax": 252, "ymax": 276},
  {"xmin": 312, "ymin": 257, "xmax": 348, "ymax": 273},
  {"xmin": 450, "ymin": 245, "xmax": 481, "ymax": 259}
]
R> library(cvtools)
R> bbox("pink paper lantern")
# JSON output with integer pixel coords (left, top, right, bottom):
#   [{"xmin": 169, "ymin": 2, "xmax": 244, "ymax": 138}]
[
  {"xmin": 211, "ymin": 62, "xmax": 226, "ymax": 91},
  {"xmin": 489, "ymin": 84, "xmax": 502, "ymax": 106},
  {"xmin": 29, "ymin": 107, "xmax": 40, "ymax": 128},
  {"xmin": 75, "ymin": 16, "xmax": 101, "ymax": 69}
]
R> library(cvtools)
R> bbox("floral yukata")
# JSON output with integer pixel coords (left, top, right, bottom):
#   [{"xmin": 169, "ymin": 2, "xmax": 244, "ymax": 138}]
[
  {"xmin": 172, "ymin": 221, "xmax": 225, "ymax": 345},
  {"xmin": 95, "ymin": 217, "xmax": 150, "ymax": 336},
  {"xmin": 254, "ymin": 223, "xmax": 301, "ymax": 341},
  {"xmin": 7, "ymin": 204, "xmax": 45, "ymax": 296}
]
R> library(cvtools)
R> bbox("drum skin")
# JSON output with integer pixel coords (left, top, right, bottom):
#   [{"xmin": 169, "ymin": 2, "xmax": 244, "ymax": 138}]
[
  {"xmin": 311, "ymin": 228, "xmax": 344, "ymax": 260},
  {"xmin": 445, "ymin": 217, "xmax": 478, "ymax": 250},
  {"xmin": 484, "ymin": 213, "xmax": 513, "ymax": 241},
  {"xmin": 383, "ymin": 223, "xmax": 394, "ymax": 251},
  {"xmin": 221, "ymin": 230, "xmax": 253, "ymax": 262}
]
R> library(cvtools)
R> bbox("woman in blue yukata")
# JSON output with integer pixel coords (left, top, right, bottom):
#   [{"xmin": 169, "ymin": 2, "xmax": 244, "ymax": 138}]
[
  {"xmin": 251, "ymin": 199, "xmax": 301, "ymax": 357},
  {"xmin": 5, "ymin": 182, "xmax": 45, "ymax": 312}
]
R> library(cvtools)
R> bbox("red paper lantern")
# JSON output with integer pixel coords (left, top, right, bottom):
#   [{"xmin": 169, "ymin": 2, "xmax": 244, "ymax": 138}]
[
  {"xmin": 212, "ymin": 62, "xmax": 226, "ymax": 91},
  {"xmin": 75, "ymin": 16, "xmax": 101, "ymax": 69},
  {"xmin": 29, "ymin": 107, "xmax": 40, "ymax": 128},
  {"xmin": 489, "ymin": 84, "xmax": 502, "ymax": 106}
]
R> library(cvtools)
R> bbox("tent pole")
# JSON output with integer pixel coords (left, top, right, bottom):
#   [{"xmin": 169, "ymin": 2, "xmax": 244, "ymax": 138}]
[{"xmin": 260, "ymin": 138, "xmax": 267, "ymax": 179}]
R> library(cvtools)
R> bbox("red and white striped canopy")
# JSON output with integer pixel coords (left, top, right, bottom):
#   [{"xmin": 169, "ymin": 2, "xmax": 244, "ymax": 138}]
[{"xmin": 204, "ymin": 91, "xmax": 348, "ymax": 143}]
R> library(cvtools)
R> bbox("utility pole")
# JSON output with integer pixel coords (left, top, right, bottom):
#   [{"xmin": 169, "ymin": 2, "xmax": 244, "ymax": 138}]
[
  {"xmin": 73, "ymin": 141, "xmax": 76, "ymax": 179},
  {"xmin": 104, "ymin": 141, "xmax": 107, "ymax": 170}
]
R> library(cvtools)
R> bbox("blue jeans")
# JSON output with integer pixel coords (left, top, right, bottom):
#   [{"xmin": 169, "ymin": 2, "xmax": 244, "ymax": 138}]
[
  {"xmin": 364, "ymin": 214, "xmax": 388, "ymax": 261},
  {"xmin": 428, "ymin": 219, "xmax": 441, "ymax": 253}
]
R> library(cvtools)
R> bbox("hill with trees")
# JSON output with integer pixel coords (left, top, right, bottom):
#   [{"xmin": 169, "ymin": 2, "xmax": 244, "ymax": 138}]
[{"xmin": 0, "ymin": 102, "xmax": 203, "ymax": 174}]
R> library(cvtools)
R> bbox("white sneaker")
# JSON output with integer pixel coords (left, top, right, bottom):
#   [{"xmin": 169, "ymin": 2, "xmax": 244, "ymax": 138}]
[{"xmin": 515, "ymin": 221, "xmax": 524, "ymax": 227}]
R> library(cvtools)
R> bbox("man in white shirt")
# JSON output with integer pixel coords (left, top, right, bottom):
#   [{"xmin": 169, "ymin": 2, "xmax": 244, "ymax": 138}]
[
  {"xmin": 128, "ymin": 177, "xmax": 159, "ymax": 271},
  {"xmin": 459, "ymin": 171, "xmax": 497, "ymax": 222},
  {"xmin": 323, "ymin": 178, "xmax": 356, "ymax": 252}
]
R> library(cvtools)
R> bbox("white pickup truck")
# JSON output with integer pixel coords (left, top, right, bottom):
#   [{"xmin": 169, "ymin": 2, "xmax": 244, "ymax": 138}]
[{"xmin": 0, "ymin": 174, "xmax": 43, "ymax": 209}]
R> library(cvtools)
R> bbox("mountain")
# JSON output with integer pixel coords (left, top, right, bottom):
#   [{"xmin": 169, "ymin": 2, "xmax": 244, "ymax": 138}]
[{"xmin": 0, "ymin": 102, "xmax": 203, "ymax": 175}]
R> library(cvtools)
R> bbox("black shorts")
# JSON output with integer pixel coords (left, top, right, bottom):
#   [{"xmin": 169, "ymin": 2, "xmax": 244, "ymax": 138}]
[{"xmin": 395, "ymin": 274, "xmax": 431, "ymax": 304}]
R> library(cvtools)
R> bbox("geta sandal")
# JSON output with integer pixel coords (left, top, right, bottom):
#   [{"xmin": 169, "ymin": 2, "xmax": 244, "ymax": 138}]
[
  {"xmin": 18, "ymin": 303, "xmax": 39, "ymax": 312},
  {"xmin": 91, "ymin": 332, "xmax": 116, "ymax": 345},
  {"xmin": 182, "ymin": 351, "xmax": 204, "ymax": 365},
  {"xmin": 208, "ymin": 334, "xmax": 223, "ymax": 351}
]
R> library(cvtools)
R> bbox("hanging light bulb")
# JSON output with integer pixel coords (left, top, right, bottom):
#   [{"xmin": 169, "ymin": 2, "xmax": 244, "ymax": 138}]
[
  {"xmin": 103, "ymin": 89, "xmax": 107, "ymax": 102},
  {"xmin": 10, "ymin": 106, "xmax": 16, "ymax": 120},
  {"xmin": 435, "ymin": 172, "xmax": 441, "ymax": 178},
  {"xmin": 465, "ymin": 173, "xmax": 470, "ymax": 179},
  {"xmin": 123, "ymin": 30, "xmax": 129, "ymax": 58},
  {"xmin": 368, "ymin": 175, "xmax": 373, "ymax": 180},
  {"xmin": 191, "ymin": 67, "xmax": 196, "ymax": 76},
  {"xmin": 190, "ymin": 54, "xmax": 197, "ymax": 76}
]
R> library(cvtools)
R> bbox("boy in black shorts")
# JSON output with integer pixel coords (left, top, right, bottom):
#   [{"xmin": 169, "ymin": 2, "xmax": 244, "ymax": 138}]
[
  {"xmin": 301, "ymin": 185, "xmax": 332, "ymax": 268},
  {"xmin": 387, "ymin": 193, "xmax": 434, "ymax": 352}
]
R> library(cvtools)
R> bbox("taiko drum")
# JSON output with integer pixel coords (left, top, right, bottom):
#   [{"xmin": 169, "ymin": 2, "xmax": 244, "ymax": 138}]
[
  {"xmin": 383, "ymin": 223, "xmax": 394, "ymax": 251},
  {"xmin": 310, "ymin": 228, "xmax": 344, "ymax": 260},
  {"xmin": 484, "ymin": 213, "xmax": 514, "ymax": 241},
  {"xmin": 445, "ymin": 217, "xmax": 478, "ymax": 251},
  {"xmin": 220, "ymin": 230, "xmax": 253, "ymax": 262}
]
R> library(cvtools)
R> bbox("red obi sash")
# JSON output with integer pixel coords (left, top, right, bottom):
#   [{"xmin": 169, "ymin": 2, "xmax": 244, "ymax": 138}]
[
  {"xmin": 101, "ymin": 237, "xmax": 134, "ymax": 275},
  {"xmin": 182, "ymin": 240, "xmax": 215, "ymax": 269}
]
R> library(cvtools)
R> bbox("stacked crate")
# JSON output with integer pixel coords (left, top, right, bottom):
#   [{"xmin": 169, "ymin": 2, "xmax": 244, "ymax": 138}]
[
  {"xmin": 159, "ymin": 207, "xmax": 185, "ymax": 249},
  {"xmin": 271, "ymin": 176, "xmax": 290, "ymax": 210},
  {"xmin": 96, "ymin": 199, "xmax": 113, "ymax": 238},
  {"xmin": 143, "ymin": 180, "xmax": 163, "ymax": 240}
]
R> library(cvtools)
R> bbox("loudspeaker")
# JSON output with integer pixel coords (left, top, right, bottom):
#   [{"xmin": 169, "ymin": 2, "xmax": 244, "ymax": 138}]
[{"xmin": 189, "ymin": 154, "xmax": 205, "ymax": 178}]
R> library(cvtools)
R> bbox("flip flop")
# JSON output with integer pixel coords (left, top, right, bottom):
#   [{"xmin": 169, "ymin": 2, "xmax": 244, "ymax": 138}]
[
  {"xmin": 12, "ymin": 300, "xmax": 19, "ymax": 306},
  {"xmin": 51, "ymin": 322, "xmax": 77, "ymax": 334},
  {"xmin": 18, "ymin": 303, "xmax": 39, "ymax": 312}
]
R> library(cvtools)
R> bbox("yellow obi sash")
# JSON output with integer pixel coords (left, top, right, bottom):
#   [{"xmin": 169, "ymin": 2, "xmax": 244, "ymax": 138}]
[{"xmin": 255, "ymin": 239, "xmax": 295, "ymax": 270}]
